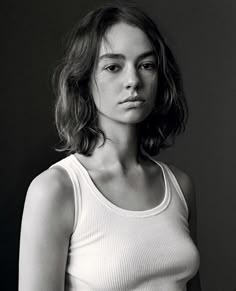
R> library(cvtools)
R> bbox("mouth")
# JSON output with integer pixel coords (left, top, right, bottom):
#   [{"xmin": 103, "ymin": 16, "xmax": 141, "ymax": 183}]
[
  {"xmin": 120, "ymin": 96, "xmax": 145, "ymax": 104},
  {"xmin": 119, "ymin": 96, "xmax": 146, "ymax": 109}
]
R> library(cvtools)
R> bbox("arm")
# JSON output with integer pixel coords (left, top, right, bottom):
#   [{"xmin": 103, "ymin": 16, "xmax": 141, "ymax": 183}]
[
  {"xmin": 19, "ymin": 167, "xmax": 74, "ymax": 291},
  {"xmin": 168, "ymin": 165, "xmax": 202, "ymax": 291}
]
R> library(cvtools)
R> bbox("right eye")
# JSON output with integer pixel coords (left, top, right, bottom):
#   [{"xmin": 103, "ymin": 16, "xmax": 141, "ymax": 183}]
[{"xmin": 104, "ymin": 64, "xmax": 121, "ymax": 72}]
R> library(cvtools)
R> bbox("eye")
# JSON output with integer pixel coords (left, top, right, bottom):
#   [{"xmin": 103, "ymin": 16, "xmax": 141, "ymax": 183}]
[
  {"xmin": 104, "ymin": 64, "xmax": 121, "ymax": 72},
  {"xmin": 139, "ymin": 62, "xmax": 156, "ymax": 71}
]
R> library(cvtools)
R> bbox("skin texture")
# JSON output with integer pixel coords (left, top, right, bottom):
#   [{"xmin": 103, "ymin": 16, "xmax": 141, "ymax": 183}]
[{"xmin": 19, "ymin": 22, "xmax": 201, "ymax": 291}]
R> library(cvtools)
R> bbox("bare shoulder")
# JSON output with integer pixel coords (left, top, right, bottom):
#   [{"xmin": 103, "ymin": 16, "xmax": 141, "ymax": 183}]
[
  {"xmin": 167, "ymin": 164, "xmax": 196, "ymax": 214},
  {"xmin": 27, "ymin": 166, "xmax": 73, "ymax": 199},
  {"xmin": 19, "ymin": 167, "xmax": 74, "ymax": 290},
  {"xmin": 24, "ymin": 166, "xmax": 74, "ymax": 236}
]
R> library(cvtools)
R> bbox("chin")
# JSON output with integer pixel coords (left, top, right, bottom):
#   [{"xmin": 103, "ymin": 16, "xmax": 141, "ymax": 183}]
[{"xmin": 120, "ymin": 110, "xmax": 152, "ymax": 124}]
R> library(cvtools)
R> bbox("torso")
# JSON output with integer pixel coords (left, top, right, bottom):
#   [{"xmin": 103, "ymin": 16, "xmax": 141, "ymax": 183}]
[
  {"xmin": 52, "ymin": 153, "xmax": 199, "ymax": 291},
  {"xmin": 74, "ymin": 153, "xmax": 165, "ymax": 211}
]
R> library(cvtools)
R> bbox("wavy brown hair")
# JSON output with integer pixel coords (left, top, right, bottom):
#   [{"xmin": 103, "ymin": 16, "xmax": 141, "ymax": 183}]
[{"xmin": 53, "ymin": 3, "xmax": 188, "ymax": 156}]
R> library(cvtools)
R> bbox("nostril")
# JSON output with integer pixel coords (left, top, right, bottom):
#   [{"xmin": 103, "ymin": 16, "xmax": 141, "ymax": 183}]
[
  {"xmin": 125, "ymin": 78, "xmax": 141, "ymax": 90},
  {"xmin": 126, "ymin": 84, "xmax": 139, "ymax": 91}
]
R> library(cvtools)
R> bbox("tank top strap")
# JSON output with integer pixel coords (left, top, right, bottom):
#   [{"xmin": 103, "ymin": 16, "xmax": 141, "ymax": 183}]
[
  {"xmin": 159, "ymin": 163, "xmax": 189, "ymax": 217},
  {"xmin": 49, "ymin": 155, "xmax": 82, "ymax": 233},
  {"xmin": 143, "ymin": 153, "xmax": 189, "ymax": 218}
]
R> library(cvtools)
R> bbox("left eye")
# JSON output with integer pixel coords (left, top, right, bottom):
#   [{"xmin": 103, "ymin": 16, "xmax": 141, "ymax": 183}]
[
  {"xmin": 140, "ymin": 63, "xmax": 156, "ymax": 70},
  {"xmin": 104, "ymin": 65, "xmax": 121, "ymax": 72}
]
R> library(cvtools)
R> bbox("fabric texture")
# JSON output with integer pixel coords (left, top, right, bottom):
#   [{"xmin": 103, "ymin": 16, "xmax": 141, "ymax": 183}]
[{"xmin": 50, "ymin": 154, "xmax": 200, "ymax": 291}]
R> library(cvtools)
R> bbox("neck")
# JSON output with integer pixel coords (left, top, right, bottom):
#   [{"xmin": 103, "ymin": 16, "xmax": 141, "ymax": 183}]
[{"xmin": 92, "ymin": 118, "xmax": 141, "ymax": 170}]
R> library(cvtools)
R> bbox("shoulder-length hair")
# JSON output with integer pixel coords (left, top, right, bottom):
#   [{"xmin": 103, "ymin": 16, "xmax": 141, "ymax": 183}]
[{"xmin": 53, "ymin": 3, "xmax": 188, "ymax": 156}]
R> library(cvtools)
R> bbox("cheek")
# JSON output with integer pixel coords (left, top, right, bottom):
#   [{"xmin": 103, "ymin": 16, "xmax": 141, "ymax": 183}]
[
  {"xmin": 143, "ymin": 76, "xmax": 158, "ymax": 112},
  {"xmin": 90, "ymin": 78, "xmax": 105, "ymax": 105},
  {"xmin": 152, "ymin": 76, "xmax": 158, "ymax": 97},
  {"xmin": 143, "ymin": 71, "xmax": 157, "ymax": 87},
  {"xmin": 91, "ymin": 80, "xmax": 116, "ymax": 111},
  {"xmin": 145, "ymin": 75, "xmax": 158, "ymax": 99}
]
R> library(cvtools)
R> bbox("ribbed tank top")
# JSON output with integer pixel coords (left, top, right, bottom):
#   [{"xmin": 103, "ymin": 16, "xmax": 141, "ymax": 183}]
[{"xmin": 50, "ymin": 154, "xmax": 200, "ymax": 291}]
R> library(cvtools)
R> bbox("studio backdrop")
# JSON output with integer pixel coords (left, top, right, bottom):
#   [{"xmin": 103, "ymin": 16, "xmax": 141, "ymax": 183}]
[{"xmin": 1, "ymin": 0, "xmax": 235, "ymax": 290}]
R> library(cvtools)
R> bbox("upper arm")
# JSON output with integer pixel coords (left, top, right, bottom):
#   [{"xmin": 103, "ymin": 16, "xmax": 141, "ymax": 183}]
[
  {"xmin": 168, "ymin": 165, "xmax": 197, "ymax": 241},
  {"xmin": 19, "ymin": 167, "xmax": 74, "ymax": 291},
  {"xmin": 168, "ymin": 165, "xmax": 202, "ymax": 291}
]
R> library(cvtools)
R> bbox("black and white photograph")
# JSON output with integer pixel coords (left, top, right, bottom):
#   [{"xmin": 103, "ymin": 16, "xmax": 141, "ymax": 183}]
[{"xmin": 1, "ymin": 1, "xmax": 235, "ymax": 290}]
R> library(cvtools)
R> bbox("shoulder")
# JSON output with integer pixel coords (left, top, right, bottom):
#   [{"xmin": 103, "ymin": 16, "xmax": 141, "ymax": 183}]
[
  {"xmin": 166, "ymin": 164, "xmax": 196, "ymax": 216},
  {"xmin": 166, "ymin": 164, "xmax": 199, "ymax": 245},
  {"xmin": 148, "ymin": 156, "xmax": 196, "ymax": 214},
  {"xmin": 28, "ymin": 165, "xmax": 73, "ymax": 194},
  {"xmin": 26, "ymin": 166, "xmax": 73, "ymax": 208},
  {"xmin": 24, "ymin": 166, "xmax": 74, "ymax": 236},
  {"xmin": 19, "ymin": 167, "xmax": 75, "ymax": 290}
]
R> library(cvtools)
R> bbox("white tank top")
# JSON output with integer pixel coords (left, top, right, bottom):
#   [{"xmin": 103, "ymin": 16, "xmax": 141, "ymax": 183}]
[{"xmin": 50, "ymin": 154, "xmax": 200, "ymax": 291}]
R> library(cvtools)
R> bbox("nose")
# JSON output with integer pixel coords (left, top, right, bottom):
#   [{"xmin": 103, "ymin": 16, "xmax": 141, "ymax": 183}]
[{"xmin": 124, "ymin": 66, "xmax": 141, "ymax": 91}]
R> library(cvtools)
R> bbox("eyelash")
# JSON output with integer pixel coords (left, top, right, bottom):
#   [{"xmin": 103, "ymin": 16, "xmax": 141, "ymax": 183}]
[
  {"xmin": 139, "ymin": 62, "xmax": 156, "ymax": 70},
  {"xmin": 104, "ymin": 64, "xmax": 121, "ymax": 72},
  {"xmin": 104, "ymin": 62, "xmax": 156, "ymax": 73}
]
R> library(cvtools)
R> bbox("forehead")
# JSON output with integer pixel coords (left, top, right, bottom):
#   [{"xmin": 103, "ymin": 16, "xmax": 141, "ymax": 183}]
[{"xmin": 98, "ymin": 22, "xmax": 153, "ymax": 57}]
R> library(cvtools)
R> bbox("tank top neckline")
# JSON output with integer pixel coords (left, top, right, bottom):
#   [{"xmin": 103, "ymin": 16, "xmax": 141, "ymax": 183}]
[{"xmin": 70, "ymin": 153, "xmax": 171, "ymax": 217}]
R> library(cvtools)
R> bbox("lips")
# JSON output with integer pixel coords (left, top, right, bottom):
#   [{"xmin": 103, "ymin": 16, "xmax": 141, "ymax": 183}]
[{"xmin": 120, "ymin": 96, "xmax": 145, "ymax": 103}]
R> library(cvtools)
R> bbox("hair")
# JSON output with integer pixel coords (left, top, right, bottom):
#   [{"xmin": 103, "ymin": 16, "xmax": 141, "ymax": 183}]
[{"xmin": 53, "ymin": 3, "xmax": 188, "ymax": 156}]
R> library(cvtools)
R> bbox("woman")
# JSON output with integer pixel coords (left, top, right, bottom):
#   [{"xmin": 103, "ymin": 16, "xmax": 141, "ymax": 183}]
[{"xmin": 19, "ymin": 4, "xmax": 201, "ymax": 291}]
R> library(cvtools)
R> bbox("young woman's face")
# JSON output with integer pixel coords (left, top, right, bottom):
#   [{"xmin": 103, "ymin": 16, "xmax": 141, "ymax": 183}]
[{"xmin": 90, "ymin": 22, "xmax": 158, "ymax": 126}]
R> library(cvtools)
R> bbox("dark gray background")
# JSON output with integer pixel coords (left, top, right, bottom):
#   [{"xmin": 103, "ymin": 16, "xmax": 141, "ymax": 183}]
[{"xmin": 1, "ymin": 0, "xmax": 235, "ymax": 290}]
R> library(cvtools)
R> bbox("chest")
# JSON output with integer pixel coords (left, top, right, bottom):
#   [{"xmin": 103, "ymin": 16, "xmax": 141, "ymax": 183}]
[
  {"xmin": 68, "ymin": 212, "xmax": 200, "ymax": 290},
  {"xmin": 87, "ymin": 166, "xmax": 165, "ymax": 211}
]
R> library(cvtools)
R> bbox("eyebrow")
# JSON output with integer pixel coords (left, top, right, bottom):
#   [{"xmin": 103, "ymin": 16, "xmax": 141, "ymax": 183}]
[{"xmin": 98, "ymin": 50, "xmax": 156, "ymax": 62}]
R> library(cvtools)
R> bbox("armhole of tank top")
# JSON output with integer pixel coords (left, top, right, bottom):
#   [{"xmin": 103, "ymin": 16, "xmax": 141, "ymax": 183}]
[
  {"xmin": 49, "ymin": 163, "xmax": 81, "ymax": 234},
  {"xmin": 160, "ymin": 163, "xmax": 189, "ymax": 218}
]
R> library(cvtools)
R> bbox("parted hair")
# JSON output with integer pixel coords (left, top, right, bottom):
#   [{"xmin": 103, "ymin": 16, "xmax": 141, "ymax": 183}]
[{"xmin": 53, "ymin": 3, "xmax": 188, "ymax": 156}]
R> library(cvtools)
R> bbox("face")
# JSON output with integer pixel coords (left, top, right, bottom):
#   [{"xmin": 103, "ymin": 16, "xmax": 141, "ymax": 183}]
[{"xmin": 90, "ymin": 22, "xmax": 158, "ymax": 126}]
